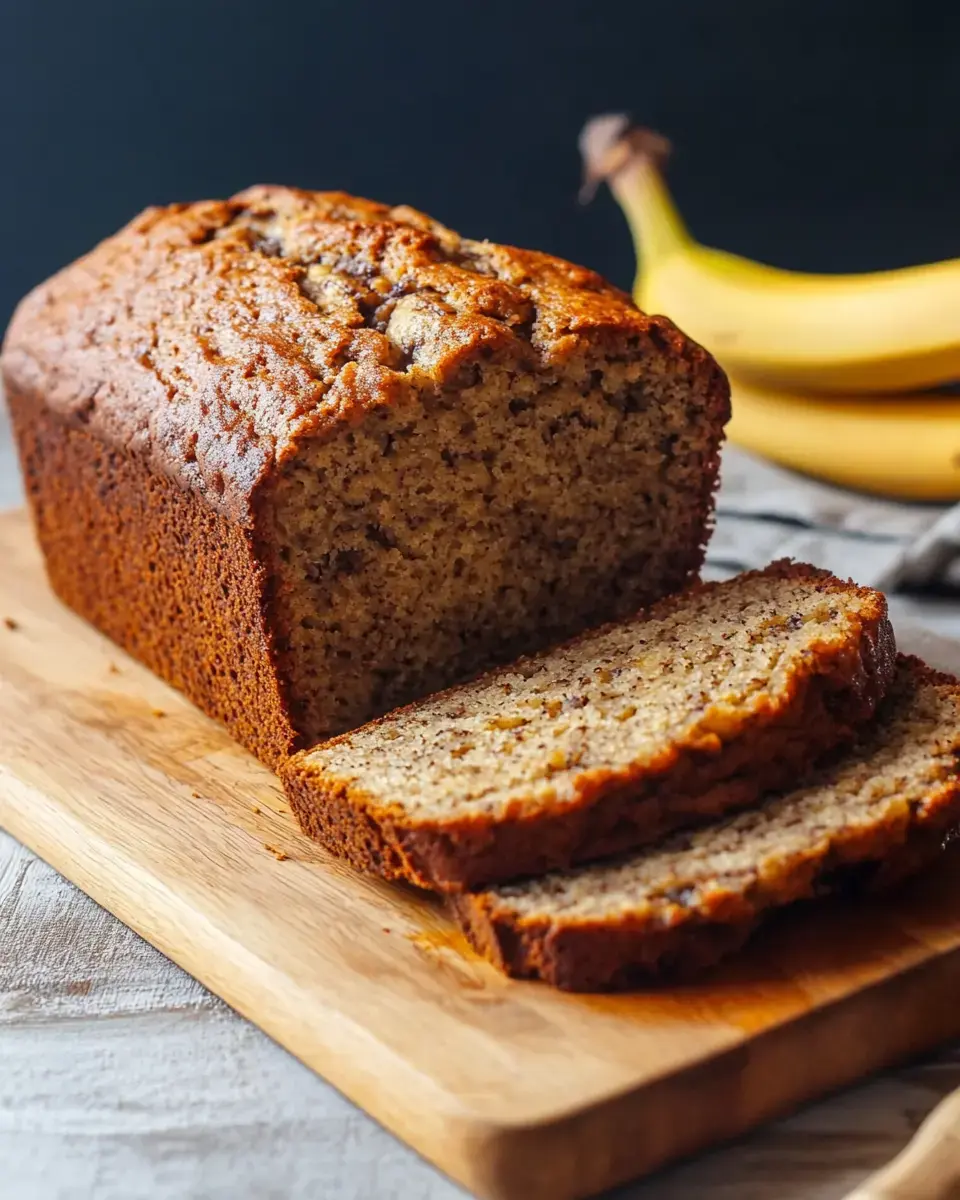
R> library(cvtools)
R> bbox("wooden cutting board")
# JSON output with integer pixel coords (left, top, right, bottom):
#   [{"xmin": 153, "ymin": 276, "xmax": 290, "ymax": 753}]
[{"xmin": 3, "ymin": 505, "xmax": 960, "ymax": 1200}]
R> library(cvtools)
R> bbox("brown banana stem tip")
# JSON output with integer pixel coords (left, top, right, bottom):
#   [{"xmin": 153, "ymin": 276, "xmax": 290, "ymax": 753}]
[{"xmin": 578, "ymin": 115, "xmax": 672, "ymax": 203}]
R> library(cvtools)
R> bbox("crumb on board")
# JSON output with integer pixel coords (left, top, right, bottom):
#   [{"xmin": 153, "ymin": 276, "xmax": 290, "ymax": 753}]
[
  {"xmin": 190, "ymin": 790, "xmax": 201, "ymax": 800},
  {"xmin": 252, "ymin": 805, "xmax": 262, "ymax": 816},
  {"xmin": 152, "ymin": 709, "xmax": 166, "ymax": 718},
  {"xmin": 107, "ymin": 662, "xmax": 120, "ymax": 674},
  {"xmin": 264, "ymin": 843, "xmax": 288, "ymax": 861},
  {"xmin": 3, "ymin": 617, "xmax": 18, "ymax": 630}
]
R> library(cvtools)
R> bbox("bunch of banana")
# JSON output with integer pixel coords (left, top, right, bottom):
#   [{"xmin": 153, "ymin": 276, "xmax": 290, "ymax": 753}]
[{"xmin": 580, "ymin": 115, "xmax": 960, "ymax": 502}]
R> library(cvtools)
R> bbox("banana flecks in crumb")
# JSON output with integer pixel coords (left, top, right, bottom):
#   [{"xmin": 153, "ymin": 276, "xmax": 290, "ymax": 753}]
[{"xmin": 487, "ymin": 715, "xmax": 528, "ymax": 731}]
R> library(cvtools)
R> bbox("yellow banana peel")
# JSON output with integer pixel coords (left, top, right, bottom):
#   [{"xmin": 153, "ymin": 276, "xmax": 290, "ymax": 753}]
[
  {"xmin": 580, "ymin": 115, "xmax": 960, "ymax": 395},
  {"xmin": 727, "ymin": 377, "xmax": 960, "ymax": 502}
]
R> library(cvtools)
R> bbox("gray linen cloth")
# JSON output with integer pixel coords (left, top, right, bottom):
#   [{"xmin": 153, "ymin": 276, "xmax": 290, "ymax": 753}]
[{"xmin": 707, "ymin": 446, "xmax": 960, "ymax": 591}]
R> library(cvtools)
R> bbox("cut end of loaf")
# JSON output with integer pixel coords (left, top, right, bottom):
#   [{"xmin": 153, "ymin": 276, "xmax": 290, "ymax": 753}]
[{"xmin": 264, "ymin": 342, "xmax": 724, "ymax": 746}]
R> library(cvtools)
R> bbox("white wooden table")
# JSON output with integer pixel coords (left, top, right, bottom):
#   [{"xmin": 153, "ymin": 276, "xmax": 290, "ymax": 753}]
[{"xmin": 2, "ymin": 403, "xmax": 960, "ymax": 1200}]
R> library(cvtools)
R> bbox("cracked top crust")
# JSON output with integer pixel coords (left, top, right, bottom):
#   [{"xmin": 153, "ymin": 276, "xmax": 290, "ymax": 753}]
[{"xmin": 1, "ymin": 186, "xmax": 719, "ymax": 523}]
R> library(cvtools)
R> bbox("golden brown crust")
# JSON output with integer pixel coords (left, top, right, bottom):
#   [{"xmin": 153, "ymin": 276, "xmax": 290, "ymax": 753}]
[
  {"xmin": 453, "ymin": 657, "xmax": 960, "ymax": 990},
  {"xmin": 1, "ymin": 186, "xmax": 727, "ymax": 525},
  {"xmin": 6, "ymin": 388, "xmax": 298, "ymax": 767},
  {"xmin": 281, "ymin": 563, "xmax": 896, "ymax": 891}
]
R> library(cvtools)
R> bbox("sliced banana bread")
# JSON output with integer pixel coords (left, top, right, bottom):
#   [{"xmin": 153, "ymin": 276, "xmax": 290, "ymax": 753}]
[
  {"xmin": 280, "ymin": 561, "xmax": 895, "ymax": 891},
  {"xmin": 2, "ymin": 188, "xmax": 728, "ymax": 767},
  {"xmin": 455, "ymin": 656, "xmax": 960, "ymax": 990}
]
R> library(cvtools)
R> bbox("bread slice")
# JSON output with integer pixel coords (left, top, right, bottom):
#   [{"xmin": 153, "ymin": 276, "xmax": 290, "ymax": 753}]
[
  {"xmin": 454, "ymin": 656, "xmax": 960, "ymax": 990},
  {"xmin": 281, "ymin": 561, "xmax": 895, "ymax": 891}
]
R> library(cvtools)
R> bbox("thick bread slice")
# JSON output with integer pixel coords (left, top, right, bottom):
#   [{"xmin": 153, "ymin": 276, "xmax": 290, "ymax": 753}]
[
  {"xmin": 455, "ymin": 656, "xmax": 960, "ymax": 990},
  {"xmin": 281, "ymin": 561, "xmax": 894, "ymax": 891}
]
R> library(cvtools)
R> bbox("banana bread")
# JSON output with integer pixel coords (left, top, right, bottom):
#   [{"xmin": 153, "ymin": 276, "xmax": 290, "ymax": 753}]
[
  {"xmin": 455, "ymin": 656, "xmax": 960, "ymax": 990},
  {"xmin": 281, "ymin": 562, "xmax": 895, "ymax": 890},
  {"xmin": 1, "ymin": 188, "xmax": 728, "ymax": 767}
]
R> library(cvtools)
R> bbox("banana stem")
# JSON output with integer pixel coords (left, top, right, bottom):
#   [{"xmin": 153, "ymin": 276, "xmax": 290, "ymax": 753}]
[
  {"xmin": 610, "ymin": 158, "xmax": 689, "ymax": 273},
  {"xmin": 579, "ymin": 115, "xmax": 691, "ymax": 277}
]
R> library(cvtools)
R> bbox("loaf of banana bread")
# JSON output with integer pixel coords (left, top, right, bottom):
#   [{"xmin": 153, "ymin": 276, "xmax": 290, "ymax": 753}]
[
  {"xmin": 455, "ymin": 655, "xmax": 960, "ymax": 990},
  {"xmin": 281, "ymin": 562, "xmax": 895, "ymax": 890},
  {"xmin": 1, "ymin": 188, "xmax": 728, "ymax": 766}
]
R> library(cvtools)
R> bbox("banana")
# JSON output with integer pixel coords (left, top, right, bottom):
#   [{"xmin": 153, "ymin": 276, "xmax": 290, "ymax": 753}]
[
  {"xmin": 726, "ymin": 376, "xmax": 960, "ymax": 501},
  {"xmin": 580, "ymin": 115, "xmax": 960, "ymax": 394}
]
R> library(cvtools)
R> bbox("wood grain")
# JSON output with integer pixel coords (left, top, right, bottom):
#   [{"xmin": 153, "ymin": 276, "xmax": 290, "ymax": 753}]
[
  {"xmin": 844, "ymin": 1083, "xmax": 960, "ymax": 1199},
  {"xmin": 3, "ymin": 506, "xmax": 960, "ymax": 1200}
]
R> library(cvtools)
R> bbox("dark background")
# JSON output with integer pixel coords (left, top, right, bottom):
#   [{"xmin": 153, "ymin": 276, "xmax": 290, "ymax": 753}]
[{"xmin": 2, "ymin": 0, "xmax": 959, "ymax": 328}]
